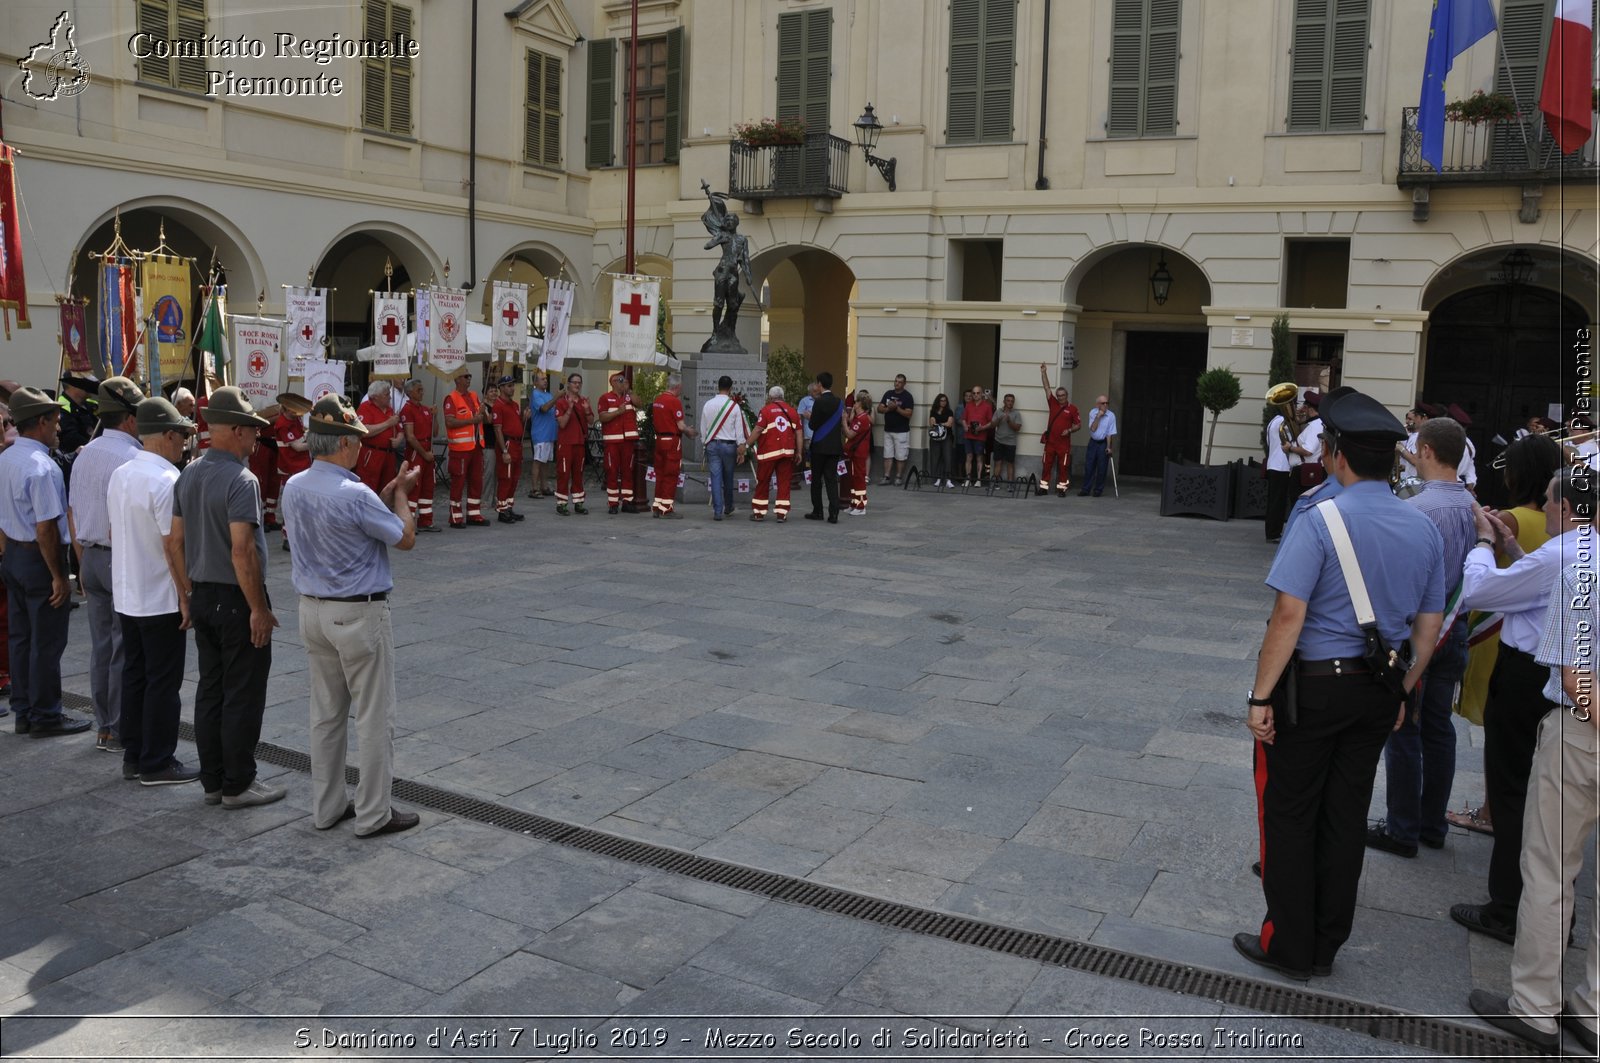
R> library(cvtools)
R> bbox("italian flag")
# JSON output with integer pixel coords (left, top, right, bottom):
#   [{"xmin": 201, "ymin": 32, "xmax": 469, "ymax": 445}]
[{"xmin": 1539, "ymin": 0, "xmax": 1595, "ymax": 155}]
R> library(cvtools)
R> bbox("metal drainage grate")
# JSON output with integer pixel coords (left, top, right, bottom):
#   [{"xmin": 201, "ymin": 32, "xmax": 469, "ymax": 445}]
[{"xmin": 147, "ymin": 716, "xmax": 1529, "ymax": 1059}]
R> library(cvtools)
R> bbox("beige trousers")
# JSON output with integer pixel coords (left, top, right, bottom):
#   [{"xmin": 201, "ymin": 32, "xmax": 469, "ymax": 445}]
[
  {"xmin": 300, "ymin": 597, "xmax": 396, "ymax": 835},
  {"xmin": 1509, "ymin": 708, "xmax": 1600, "ymax": 1035}
]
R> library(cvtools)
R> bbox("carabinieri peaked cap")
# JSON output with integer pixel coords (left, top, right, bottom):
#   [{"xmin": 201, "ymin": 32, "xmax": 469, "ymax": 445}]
[{"xmin": 1323, "ymin": 391, "xmax": 1406, "ymax": 448}]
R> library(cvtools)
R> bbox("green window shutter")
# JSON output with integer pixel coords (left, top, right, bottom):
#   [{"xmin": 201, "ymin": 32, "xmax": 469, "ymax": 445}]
[
  {"xmin": 947, "ymin": 0, "xmax": 982, "ymax": 142},
  {"xmin": 542, "ymin": 53, "xmax": 561, "ymax": 166},
  {"xmin": 980, "ymin": 0, "xmax": 1016, "ymax": 141},
  {"xmin": 136, "ymin": 0, "xmax": 174, "ymax": 86},
  {"xmin": 777, "ymin": 9, "xmax": 830, "ymax": 131},
  {"xmin": 388, "ymin": 3, "xmax": 414, "ymax": 135},
  {"xmin": 664, "ymin": 26, "xmax": 684, "ymax": 163},
  {"xmin": 1286, "ymin": 0, "xmax": 1330, "ymax": 131},
  {"xmin": 1107, "ymin": 0, "xmax": 1145, "ymax": 136},
  {"xmin": 363, "ymin": 0, "xmax": 390, "ymax": 130},
  {"xmin": 586, "ymin": 38, "xmax": 616, "ymax": 168},
  {"xmin": 175, "ymin": 0, "xmax": 208, "ymax": 93},
  {"xmin": 1492, "ymin": 0, "xmax": 1550, "ymax": 164},
  {"xmin": 1143, "ymin": 0, "xmax": 1180, "ymax": 135},
  {"xmin": 1325, "ymin": 0, "xmax": 1369, "ymax": 129},
  {"xmin": 525, "ymin": 51, "xmax": 542, "ymax": 164}
]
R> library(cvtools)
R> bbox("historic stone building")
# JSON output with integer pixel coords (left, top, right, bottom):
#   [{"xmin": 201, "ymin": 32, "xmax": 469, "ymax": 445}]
[{"xmin": 2, "ymin": 0, "xmax": 1595, "ymax": 473}]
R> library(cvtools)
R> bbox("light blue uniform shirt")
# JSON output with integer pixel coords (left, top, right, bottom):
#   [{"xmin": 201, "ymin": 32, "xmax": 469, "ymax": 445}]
[
  {"xmin": 528, "ymin": 388, "xmax": 558, "ymax": 444},
  {"xmin": 279, "ymin": 461, "xmax": 405, "ymax": 598},
  {"xmin": 0, "ymin": 437, "xmax": 69, "ymax": 542},
  {"xmin": 1267, "ymin": 480, "xmax": 1446, "ymax": 659},
  {"xmin": 68, "ymin": 429, "xmax": 142, "ymax": 547},
  {"xmin": 797, "ymin": 394, "xmax": 815, "ymax": 442},
  {"xmin": 1090, "ymin": 409, "xmax": 1118, "ymax": 440},
  {"xmin": 1283, "ymin": 475, "xmax": 1344, "ymax": 539}
]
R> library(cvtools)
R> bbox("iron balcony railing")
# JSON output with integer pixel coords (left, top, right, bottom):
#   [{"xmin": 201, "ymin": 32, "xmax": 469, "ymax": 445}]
[
  {"xmin": 1398, "ymin": 105, "xmax": 1599, "ymax": 185},
  {"xmin": 729, "ymin": 131, "xmax": 850, "ymax": 200}
]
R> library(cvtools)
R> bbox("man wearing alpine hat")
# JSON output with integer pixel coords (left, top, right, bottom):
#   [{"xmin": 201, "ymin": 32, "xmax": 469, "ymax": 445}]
[{"xmin": 280, "ymin": 394, "xmax": 420, "ymax": 837}]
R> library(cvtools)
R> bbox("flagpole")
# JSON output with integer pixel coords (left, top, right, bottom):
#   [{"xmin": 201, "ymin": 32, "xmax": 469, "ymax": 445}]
[
  {"xmin": 623, "ymin": 0, "xmax": 640, "ymax": 396},
  {"xmin": 1494, "ymin": 26, "xmax": 1536, "ymax": 160}
]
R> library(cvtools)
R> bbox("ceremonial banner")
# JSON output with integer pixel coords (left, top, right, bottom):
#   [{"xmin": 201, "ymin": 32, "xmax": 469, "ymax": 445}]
[
  {"xmin": 491, "ymin": 281, "xmax": 529, "ymax": 360},
  {"xmin": 285, "ymin": 287, "xmax": 327, "ymax": 374},
  {"xmin": 301, "ymin": 359, "xmax": 345, "ymax": 402},
  {"xmin": 539, "ymin": 277, "xmax": 575, "ymax": 371},
  {"xmin": 60, "ymin": 301, "xmax": 90, "ymax": 372},
  {"xmin": 232, "ymin": 315, "xmax": 283, "ymax": 409},
  {"xmin": 198, "ymin": 287, "xmax": 229, "ymax": 378},
  {"xmin": 609, "ymin": 276, "xmax": 658, "ymax": 365},
  {"xmin": 414, "ymin": 287, "xmax": 430, "ymax": 359},
  {"xmin": 371, "ymin": 291, "xmax": 410, "ymax": 377},
  {"xmin": 0, "ymin": 143, "xmax": 31, "ymax": 338},
  {"xmin": 426, "ymin": 287, "xmax": 468, "ymax": 376},
  {"xmin": 129, "ymin": 289, "xmax": 145, "ymax": 381},
  {"xmin": 98, "ymin": 260, "xmax": 136, "ymax": 376},
  {"xmin": 141, "ymin": 254, "xmax": 192, "ymax": 380}
]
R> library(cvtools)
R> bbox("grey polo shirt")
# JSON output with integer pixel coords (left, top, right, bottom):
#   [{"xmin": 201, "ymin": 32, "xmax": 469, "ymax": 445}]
[{"xmin": 172, "ymin": 448, "xmax": 265, "ymax": 585}]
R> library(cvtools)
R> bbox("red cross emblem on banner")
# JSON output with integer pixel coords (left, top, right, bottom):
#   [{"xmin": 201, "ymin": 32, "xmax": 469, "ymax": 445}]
[
  {"xmin": 440, "ymin": 313, "xmax": 460, "ymax": 343},
  {"xmin": 501, "ymin": 301, "xmax": 521, "ymax": 327},
  {"xmin": 619, "ymin": 293, "xmax": 651, "ymax": 326},
  {"xmin": 248, "ymin": 351, "xmax": 268, "ymax": 377},
  {"xmin": 381, "ymin": 316, "xmax": 401, "ymax": 345},
  {"xmin": 300, "ymin": 321, "xmax": 316, "ymax": 343}
]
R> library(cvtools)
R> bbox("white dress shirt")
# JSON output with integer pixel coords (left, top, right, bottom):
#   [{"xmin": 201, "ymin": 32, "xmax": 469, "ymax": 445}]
[
  {"xmin": 106, "ymin": 450, "xmax": 182, "ymax": 617},
  {"xmin": 700, "ymin": 393, "xmax": 749, "ymax": 444},
  {"xmin": 1266, "ymin": 415, "xmax": 1292, "ymax": 473},
  {"xmin": 1461, "ymin": 527, "xmax": 1590, "ymax": 654},
  {"xmin": 1296, "ymin": 417, "xmax": 1324, "ymax": 464}
]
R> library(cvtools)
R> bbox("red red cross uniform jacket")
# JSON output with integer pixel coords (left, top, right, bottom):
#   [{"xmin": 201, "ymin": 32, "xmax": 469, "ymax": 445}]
[
  {"xmin": 598, "ymin": 391, "xmax": 639, "ymax": 507},
  {"xmin": 1041, "ymin": 397, "xmax": 1080, "ymax": 492},
  {"xmin": 650, "ymin": 392, "xmax": 686, "ymax": 514},
  {"xmin": 752, "ymin": 401, "xmax": 800, "ymax": 519},
  {"xmin": 553, "ymin": 393, "xmax": 591, "ymax": 506},
  {"xmin": 844, "ymin": 410, "xmax": 872, "ymax": 513},
  {"xmin": 355, "ymin": 399, "xmax": 401, "ymax": 494},
  {"xmin": 491, "ymin": 397, "xmax": 524, "ymax": 511},
  {"xmin": 398, "ymin": 401, "xmax": 435, "ymax": 526}
]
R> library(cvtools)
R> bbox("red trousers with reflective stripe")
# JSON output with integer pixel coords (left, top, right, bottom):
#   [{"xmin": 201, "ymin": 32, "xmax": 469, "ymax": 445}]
[
  {"xmin": 448, "ymin": 447, "xmax": 484, "ymax": 522},
  {"xmin": 752, "ymin": 456, "xmax": 793, "ymax": 515},
  {"xmin": 406, "ymin": 448, "xmax": 435, "ymax": 526},
  {"xmin": 844, "ymin": 453, "xmax": 869, "ymax": 512},
  {"xmin": 555, "ymin": 442, "xmax": 586, "ymax": 504},
  {"xmin": 605, "ymin": 439, "xmax": 635, "ymax": 504},
  {"xmin": 251, "ymin": 444, "xmax": 278, "ymax": 520},
  {"xmin": 356, "ymin": 445, "xmax": 397, "ymax": 495},
  {"xmin": 653, "ymin": 437, "xmax": 682, "ymax": 511},
  {"xmin": 497, "ymin": 439, "xmax": 523, "ymax": 510},
  {"xmin": 1041, "ymin": 443, "xmax": 1072, "ymax": 489}
]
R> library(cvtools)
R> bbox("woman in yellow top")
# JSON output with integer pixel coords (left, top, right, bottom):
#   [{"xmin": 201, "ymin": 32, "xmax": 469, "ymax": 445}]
[{"xmin": 1448, "ymin": 433, "xmax": 1562, "ymax": 834}]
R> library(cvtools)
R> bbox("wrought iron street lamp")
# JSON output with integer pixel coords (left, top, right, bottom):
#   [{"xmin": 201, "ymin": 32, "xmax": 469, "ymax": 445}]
[
  {"xmin": 1494, "ymin": 248, "xmax": 1534, "ymax": 286},
  {"xmin": 1149, "ymin": 258, "xmax": 1173, "ymax": 305},
  {"xmin": 852, "ymin": 103, "xmax": 897, "ymax": 192}
]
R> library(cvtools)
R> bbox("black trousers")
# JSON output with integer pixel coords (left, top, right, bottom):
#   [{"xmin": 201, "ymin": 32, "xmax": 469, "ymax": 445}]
[
  {"xmin": 1, "ymin": 543, "xmax": 71, "ymax": 723},
  {"xmin": 810, "ymin": 455, "xmax": 840, "ymax": 516},
  {"xmin": 1256, "ymin": 672, "xmax": 1399, "ymax": 972},
  {"xmin": 190, "ymin": 582, "xmax": 271, "ymax": 797},
  {"xmin": 119, "ymin": 611, "xmax": 188, "ymax": 775},
  {"xmin": 1482, "ymin": 644, "xmax": 1556, "ymax": 924},
  {"xmin": 1265, "ymin": 470, "xmax": 1292, "ymax": 540}
]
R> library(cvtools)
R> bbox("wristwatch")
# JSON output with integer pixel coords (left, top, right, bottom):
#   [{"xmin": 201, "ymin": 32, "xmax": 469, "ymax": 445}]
[
  {"xmin": 1247, "ymin": 690, "xmax": 1273, "ymax": 707},
  {"xmin": 1475, "ymin": 537, "xmax": 1494, "ymax": 549}
]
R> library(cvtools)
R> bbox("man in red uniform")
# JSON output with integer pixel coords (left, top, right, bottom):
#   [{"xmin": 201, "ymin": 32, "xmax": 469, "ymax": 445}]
[
  {"xmin": 442, "ymin": 369, "xmax": 490, "ymax": 528},
  {"xmin": 399, "ymin": 378, "xmax": 439, "ymax": 532},
  {"xmin": 355, "ymin": 380, "xmax": 404, "ymax": 493},
  {"xmin": 1037, "ymin": 363, "xmax": 1081, "ymax": 497},
  {"xmin": 650, "ymin": 374, "xmax": 696, "ymax": 519},
  {"xmin": 553, "ymin": 372, "xmax": 592, "ymax": 516},
  {"xmin": 271, "ymin": 404, "xmax": 312, "ymax": 552},
  {"xmin": 252, "ymin": 427, "xmax": 280, "ymax": 531},
  {"xmin": 751, "ymin": 385, "xmax": 801, "ymax": 523},
  {"xmin": 490, "ymin": 377, "xmax": 525, "ymax": 523},
  {"xmin": 843, "ymin": 390, "xmax": 873, "ymax": 516},
  {"xmin": 597, "ymin": 371, "xmax": 640, "ymax": 515}
]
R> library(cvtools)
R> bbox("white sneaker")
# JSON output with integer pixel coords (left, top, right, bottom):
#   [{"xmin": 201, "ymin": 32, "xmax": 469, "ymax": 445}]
[
  {"xmin": 221, "ymin": 779, "xmax": 287, "ymax": 809},
  {"xmin": 946, "ymin": 480, "xmax": 956, "ymax": 488}
]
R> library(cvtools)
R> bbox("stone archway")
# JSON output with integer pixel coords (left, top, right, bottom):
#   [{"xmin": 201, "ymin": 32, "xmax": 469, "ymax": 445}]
[
  {"xmin": 310, "ymin": 227, "xmax": 438, "ymax": 385},
  {"xmin": 749, "ymin": 245, "xmax": 857, "ymax": 384}
]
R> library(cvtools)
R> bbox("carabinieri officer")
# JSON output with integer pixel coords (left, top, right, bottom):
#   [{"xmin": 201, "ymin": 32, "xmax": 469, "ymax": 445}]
[{"xmin": 1237, "ymin": 390, "xmax": 1446, "ymax": 981}]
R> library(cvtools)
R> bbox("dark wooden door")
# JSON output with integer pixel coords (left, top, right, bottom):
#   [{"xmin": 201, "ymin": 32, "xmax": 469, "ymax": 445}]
[{"xmin": 1120, "ymin": 331, "xmax": 1207, "ymax": 476}]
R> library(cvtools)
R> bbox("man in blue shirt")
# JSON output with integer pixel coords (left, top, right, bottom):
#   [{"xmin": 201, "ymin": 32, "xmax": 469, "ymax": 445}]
[
  {"xmin": 1237, "ymin": 390, "xmax": 1445, "ymax": 982},
  {"xmin": 280, "ymin": 394, "xmax": 419, "ymax": 838},
  {"xmin": 1079, "ymin": 396, "xmax": 1118, "ymax": 497},
  {"xmin": 0, "ymin": 387, "xmax": 89, "ymax": 737},
  {"xmin": 525, "ymin": 370, "xmax": 559, "ymax": 499}
]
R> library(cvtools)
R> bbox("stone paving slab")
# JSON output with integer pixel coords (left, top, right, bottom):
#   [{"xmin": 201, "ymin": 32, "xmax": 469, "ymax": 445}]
[{"xmin": 2, "ymin": 481, "xmax": 1572, "ymax": 1059}]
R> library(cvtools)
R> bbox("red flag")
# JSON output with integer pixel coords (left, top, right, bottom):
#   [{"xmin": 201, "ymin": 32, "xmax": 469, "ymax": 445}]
[
  {"xmin": 0, "ymin": 143, "xmax": 31, "ymax": 339},
  {"xmin": 1539, "ymin": 0, "xmax": 1595, "ymax": 155},
  {"xmin": 60, "ymin": 301, "xmax": 90, "ymax": 372}
]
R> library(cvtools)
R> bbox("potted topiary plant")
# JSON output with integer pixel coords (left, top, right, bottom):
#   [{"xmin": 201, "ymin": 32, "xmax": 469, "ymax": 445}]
[
  {"xmin": 1196, "ymin": 366, "xmax": 1243, "ymax": 465},
  {"xmin": 1161, "ymin": 365, "xmax": 1244, "ymax": 522}
]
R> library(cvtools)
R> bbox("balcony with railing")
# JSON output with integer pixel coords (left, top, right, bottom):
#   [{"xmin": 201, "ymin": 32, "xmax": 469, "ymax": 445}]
[
  {"xmin": 1398, "ymin": 105, "xmax": 1599, "ymax": 186},
  {"xmin": 728, "ymin": 131, "xmax": 851, "ymax": 204}
]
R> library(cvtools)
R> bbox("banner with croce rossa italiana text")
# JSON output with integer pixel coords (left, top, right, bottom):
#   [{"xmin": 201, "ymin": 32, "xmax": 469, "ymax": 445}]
[{"xmin": 231, "ymin": 316, "xmax": 283, "ymax": 410}]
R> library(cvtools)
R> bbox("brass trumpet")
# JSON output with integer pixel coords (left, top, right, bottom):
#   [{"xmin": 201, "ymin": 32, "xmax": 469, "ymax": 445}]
[{"xmin": 1489, "ymin": 424, "xmax": 1587, "ymax": 469}]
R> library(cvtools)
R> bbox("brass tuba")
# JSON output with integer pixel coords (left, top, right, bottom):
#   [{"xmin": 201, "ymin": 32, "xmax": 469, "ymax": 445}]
[{"xmin": 1266, "ymin": 382, "xmax": 1300, "ymax": 465}]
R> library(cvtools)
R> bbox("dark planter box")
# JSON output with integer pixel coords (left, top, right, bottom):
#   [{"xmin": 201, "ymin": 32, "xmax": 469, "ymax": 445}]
[
  {"xmin": 1160, "ymin": 459, "xmax": 1235, "ymax": 521},
  {"xmin": 1231, "ymin": 458, "xmax": 1268, "ymax": 520}
]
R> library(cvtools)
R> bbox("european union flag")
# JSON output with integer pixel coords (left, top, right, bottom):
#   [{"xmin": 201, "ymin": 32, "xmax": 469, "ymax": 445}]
[{"xmin": 1419, "ymin": 0, "xmax": 1498, "ymax": 171}]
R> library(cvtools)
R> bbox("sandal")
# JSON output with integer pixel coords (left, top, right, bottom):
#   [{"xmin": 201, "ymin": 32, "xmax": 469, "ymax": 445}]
[{"xmin": 1446, "ymin": 806, "xmax": 1494, "ymax": 835}]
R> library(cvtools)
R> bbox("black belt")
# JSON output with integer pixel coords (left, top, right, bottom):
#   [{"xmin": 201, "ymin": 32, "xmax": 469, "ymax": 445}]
[
  {"xmin": 81, "ymin": 543, "xmax": 110, "ymax": 550},
  {"xmin": 305, "ymin": 591, "xmax": 389, "ymax": 603},
  {"xmin": 1298, "ymin": 657, "xmax": 1371, "ymax": 677}
]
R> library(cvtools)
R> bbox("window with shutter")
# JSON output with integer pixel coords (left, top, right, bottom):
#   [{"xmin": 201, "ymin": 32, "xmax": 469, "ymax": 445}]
[
  {"xmin": 363, "ymin": 1, "xmax": 414, "ymax": 136},
  {"xmin": 1286, "ymin": 0, "xmax": 1368, "ymax": 131},
  {"xmin": 135, "ymin": 0, "xmax": 208, "ymax": 92},
  {"xmin": 586, "ymin": 38, "xmax": 616, "ymax": 168},
  {"xmin": 664, "ymin": 27, "xmax": 684, "ymax": 163},
  {"xmin": 525, "ymin": 51, "xmax": 562, "ymax": 167},
  {"xmin": 948, "ymin": 0, "xmax": 1017, "ymax": 143},
  {"xmin": 776, "ymin": 9, "xmax": 831, "ymax": 132},
  {"xmin": 1108, "ymin": 0, "xmax": 1181, "ymax": 137},
  {"xmin": 626, "ymin": 37, "xmax": 670, "ymax": 164}
]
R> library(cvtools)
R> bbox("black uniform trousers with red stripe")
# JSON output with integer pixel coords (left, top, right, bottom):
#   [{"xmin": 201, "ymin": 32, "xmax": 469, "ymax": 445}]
[{"xmin": 1255, "ymin": 671, "xmax": 1399, "ymax": 973}]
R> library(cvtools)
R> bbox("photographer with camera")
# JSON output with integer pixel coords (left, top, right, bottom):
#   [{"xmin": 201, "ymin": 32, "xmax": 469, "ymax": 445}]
[{"xmin": 1235, "ymin": 389, "xmax": 1445, "ymax": 982}]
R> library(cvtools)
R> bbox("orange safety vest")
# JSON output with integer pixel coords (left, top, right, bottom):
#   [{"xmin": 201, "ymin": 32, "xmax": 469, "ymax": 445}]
[{"xmin": 443, "ymin": 390, "xmax": 483, "ymax": 451}]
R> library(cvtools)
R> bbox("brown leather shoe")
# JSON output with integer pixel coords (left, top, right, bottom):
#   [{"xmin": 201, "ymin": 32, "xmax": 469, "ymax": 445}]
[{"xmin": 357, "ymin": 809, "xmax": 420, "ymax": 837}]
